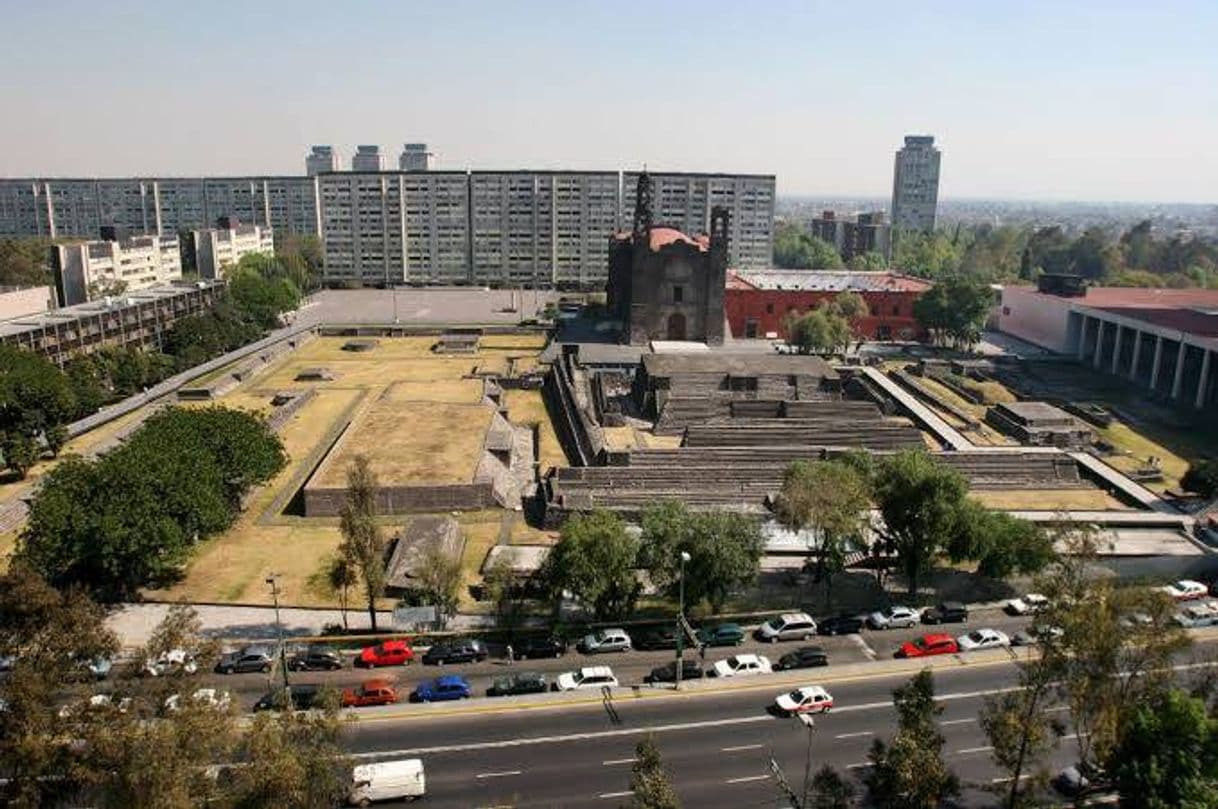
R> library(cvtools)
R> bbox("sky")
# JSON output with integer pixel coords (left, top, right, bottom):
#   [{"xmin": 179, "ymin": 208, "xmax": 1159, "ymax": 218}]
[{"xmin": 1, "ymin": 0, "xmax": 1215, "ymax": 203}]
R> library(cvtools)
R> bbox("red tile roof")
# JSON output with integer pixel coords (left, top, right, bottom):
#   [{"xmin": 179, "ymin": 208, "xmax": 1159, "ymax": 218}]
[
  {"xmin": 611, "ymin": 227, "xmax": 709, "ymax": 252},
  {"xmin": 727, "ymin": 269, "xmax": 933, "ymax": 293}
]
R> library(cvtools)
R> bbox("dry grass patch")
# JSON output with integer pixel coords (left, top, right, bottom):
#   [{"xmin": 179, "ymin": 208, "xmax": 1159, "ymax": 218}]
[
  {"xmin": 381, "ymin": 379, "xmax": 483, "ymax": 404},
  {"xmin": 1097, "ymin": 422, "xmax": 1189, "ymax": 492},
  {"xmin": 970, "ymin": 488, "xmax": 1129, "ymax": 511},
  {"xmin": 502, "ymin": 389, "xmax": 568, "ymax": 470},
  {"xmin": 480, "ymin": 333, "xmax": 547, "ymax": 350}
]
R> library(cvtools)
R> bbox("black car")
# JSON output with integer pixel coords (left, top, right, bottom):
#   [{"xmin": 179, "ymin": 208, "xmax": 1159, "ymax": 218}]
[
  {"xmin": 487, "ymin": 671, "xmax": 548, "ymax": 697},
  {"xmin": 921, "ymin": 602, "xmax": 970, "ymax": 625},
  {"xmin": 817, "ymin": 615, "xmax": 864, "ymax": 636},
  {"xmin": 287, "ymin": 644, "xmax": 344, "ymax": 671},
  {"xmin": 511, "ymin": 636, "xmax": 568, "ymax": 660},
  {"xmin": 774, "ymin": 646, "xmax": 830, "ymax": 671},
  {"xmin": 644, "ymin": 660, "xmax": 705, "ymax": 684},
  {"xmin": 635, "ymin": 627, "xmax": 680, "ymax": 651},
  {"xmin": 422, "ymin": 638, "xmax": 489, "ymax": 665},
  {"xmin": 253, "ymin": 684, "xmax": 324, "ymax": 712}
]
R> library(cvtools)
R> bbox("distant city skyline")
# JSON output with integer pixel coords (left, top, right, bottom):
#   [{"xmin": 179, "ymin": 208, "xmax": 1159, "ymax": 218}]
[{"xmin": 1, "ymin": 1, "xmax": 1215, "ymax": 203}]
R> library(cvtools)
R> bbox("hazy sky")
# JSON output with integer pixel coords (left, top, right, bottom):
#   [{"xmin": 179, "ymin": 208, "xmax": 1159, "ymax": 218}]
[{"xmin": 2, "ymin": 0, "xmax": 1215, "ymax": 202}]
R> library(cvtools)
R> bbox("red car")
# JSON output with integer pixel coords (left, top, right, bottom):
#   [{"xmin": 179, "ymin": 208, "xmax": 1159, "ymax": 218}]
[
  {"xmin": 357, "ymin": 640, "xmax": 414, "ymax": 668},
  {"xmin": 896, "ymin": 633, "xmax": 959, "ymax": 658},
  {"xmin": 341, "ymin": 679, "xmax": 399, "ymax": 708}
]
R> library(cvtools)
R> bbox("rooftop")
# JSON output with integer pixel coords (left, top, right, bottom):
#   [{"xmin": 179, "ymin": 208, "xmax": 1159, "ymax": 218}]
[
  {"xmin": 1015, "ymin": 285, "xmax": 1218, "ymax": 338},
  {"xmin": 727, "ymin": 269, "xmax": 933, "ymax": 293},
  {"xmin": 0, "ymin": 281, "xmax": 224, "ymax": 338}
]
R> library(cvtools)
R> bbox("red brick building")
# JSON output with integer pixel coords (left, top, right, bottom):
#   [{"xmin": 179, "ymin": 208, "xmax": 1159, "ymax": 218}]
[{"xmin": 725, "ymin": 269, "xmax": 932, "ymax": 341}]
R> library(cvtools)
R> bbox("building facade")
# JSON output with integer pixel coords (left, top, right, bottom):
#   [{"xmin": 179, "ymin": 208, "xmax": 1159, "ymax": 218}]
[
  {"xmin": 193, "ymin": 221, "xmax": 275, "ymax": 279},
  {"xmin": 891, "ymin": 135, "xmax": 941, "ymax": 234},
  {"xmin": 810, "ymin": 210, "xmax": 891, "ymax": 261},
  {"xmin": 724, "ymin": 269, "xmax": 931, "ymax": 341},
  {"xmin": 0, "ymin": 286, "xmax": 54, "ymax": 321},
  {"xmin": 0, "ymin": 280, "xmax": 223, "ymax": 367},
  {"xmin": 306, "ymin": 145, "xmax": 339, "ymax": 176},
  {"xmin": 351, "ymin": 145, "xmax": 385, "ymax": 172},
  {"xmin": 399, "ymin": 144, "xmax": 433, "ymax": 172},
  {"xmin": 51, "ymin": 229, "xmax": 183, "ymax": 306}
]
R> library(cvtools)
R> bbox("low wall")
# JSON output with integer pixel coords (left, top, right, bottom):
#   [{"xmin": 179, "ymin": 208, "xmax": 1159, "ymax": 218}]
[{"xmin": 303, "ymin": 482, "xmax": 497, "ymax": 516}]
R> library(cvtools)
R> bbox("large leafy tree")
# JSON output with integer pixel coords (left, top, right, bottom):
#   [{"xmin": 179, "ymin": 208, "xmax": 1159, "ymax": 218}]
[
  {"xmin": 339, "ymin": 455, "xmax": 387, "ymax": 631},
  {"xmin": 980, "ymin": 655, "xmax": 1064, "ymax": 809},
  {"xmin": 541, "ymin": 509, "xmax": 640, "ymax": 620},
  {"xmin": 947, "ymin": 500, "xmax": 1055, "ymax": 579},
  {"xmin": 0, "ymin": 344, "xmax": 78, "ymax": 476},
  {"xmin": 774, "ymin": 223, "xmax": 844, "ymax": 269},
  {"xmin": 865, "ymin": 670, "xmax": 959, "ymax": 809},
  {"xmin": 912, "ymin": 276, "xmax": 992, "ymax": 349},
  {"xmin": 638, "ymin": 502, "xmax": 764, "ymax": 614},
  {"xmin": 228, "ymin": 259, "xmax": 301, "ymax": 330},
  {"xmin": 1110, "ymin": 688, "xmax": 1218, "ymax": 809},
  {"xmin": 786, "ymin": 306, "xmax": 851, "ymax": 354}
]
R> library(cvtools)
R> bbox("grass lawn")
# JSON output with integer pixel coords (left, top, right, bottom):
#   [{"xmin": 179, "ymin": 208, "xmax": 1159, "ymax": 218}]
[
  {"xmin": 502, "ymin": 389, "xmax": 568, "ymax": 470},
  {"xmin": 1097, "ymin": 421, "xmax": 1190, "ymax": 492},
  {"xmin": 970, "ymin": 488, "xmax": 1129, "ymax": 511}
]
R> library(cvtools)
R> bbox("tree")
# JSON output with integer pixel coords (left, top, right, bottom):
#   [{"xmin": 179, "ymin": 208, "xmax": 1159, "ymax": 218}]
[
  {"xmin": 774, "ymin": 223, "xmax": 844, "ymax": 269},
  {"xmin": 806, "ymin": 764, "xmax": 855, "ymax": 809},
  {"xmin": 222, "ymin": 706, "xmax": 350, "ymax": 809},
  {"xmin": 980, "ymin": 655, "xmax": 1064, "ymax": 809},
  {"xmin": 540, "ymin": 509, "xmax": 640, "ymax": 621},
  {"xmin": 0, "ymin": 238, "xmax": 53, "ymax": 287},
  {"xmin": 1110, "ymin": 688, "xmax": 1218, "ymax": 809},
  {"xmin": 787, "ymin": 307, "xmax": 851, "ymax": 354},
  {"xmin": 339, "ymin": 455, "xmax": 387, "ymax": 631},
  {"xmin": 774, "ymin": 460, "xmax": 871, "ymax": 609},
  {"xmin": 865, "ymin": 670, "xmax": 958, "ymax": 809},
  {"xmin": 1182, "ymin": 458, "xmax": 1218, "ymax": 498},
  {"xmin": 848, "ymin": 251, "xmax": 888, "ymax": 271},
  {"xmin": 947, "ymin": 501, "xmax": 1054, "ymax": 580},
  {"xmin": 912, "ymin": 276, "xmax": 992, "ymax": 350},
  {"xmin": 228, "ymin": 262, "xmax": 300, "ymax": 330},
  {"xmin": 637, "ymin": 502, "xmax": 764, "ymax": 614},
  {"xmin": 893, "ymin": 231, "xmax": 961, "ymax": 279},
  {"xmin": 0, "ymin": 343, "xmax": 78, "ymax": 476},
  {"xmin": 629, "ymin": 734, "xmax": 681, "ymax": 809},
  {"xmin": 414, "ymin": 535, "xmax": 464, "ymax": 626},
  {"xmin": 325, "ymin": 554, "xmax": 357, "ymax": 631},
  {"xmin": 482, "ymin": 548, "xmax": 525, "ymax": 634}
]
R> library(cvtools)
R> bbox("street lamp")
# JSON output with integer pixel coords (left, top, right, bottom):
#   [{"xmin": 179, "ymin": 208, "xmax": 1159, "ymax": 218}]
[
  {"xmin": 266, "ymin": 574, "xmax": 291, "ymax": 693},
  {"xmin": 675, "ymin": 551, "xmax": 691, "ymax": 691}
]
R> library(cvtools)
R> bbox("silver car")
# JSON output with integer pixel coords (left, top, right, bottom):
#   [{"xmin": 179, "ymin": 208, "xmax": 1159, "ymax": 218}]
[
  {"xmin": 578, "ymin": 628, "xmax": 632, "ymax": 654},
  {"xmin": 866, "ymin": 606, "xmax": 920, "ymax": 629}
]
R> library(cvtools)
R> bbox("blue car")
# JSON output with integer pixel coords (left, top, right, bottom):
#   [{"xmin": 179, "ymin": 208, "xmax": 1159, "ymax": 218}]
[{"xmin": 412, "ymin": 675, "xmax": 472, "ymax": 703}]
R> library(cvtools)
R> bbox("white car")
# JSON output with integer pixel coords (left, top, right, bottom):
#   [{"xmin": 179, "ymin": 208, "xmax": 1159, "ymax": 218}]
[
  {"xmin": 1161, "ymin": 580, "xmax": 1209, "ymax": 601},
  {"xmin": 1006, "ymin": 594, "xmax": 1050, "ymax": 616},
  {"xmin": 866, "ymin": 606, "xmax": 920, "ymax": 630},
  {"xmin": 711, "ymin": 654, "xmax": 772, "ymax": 678},
  {"xmin": 164, "ymin": 688, "xmax": 231, "ymax": 713},
  {"xmin": 1174, "ymin": 601, "xmax": 1218, "ymax": 628},
  {"xmin": 773, "ymin": 685, "xmax": 834, "ymax": 716},
  {"xmin": 554, "ymin": 666, "xmax": 619, "ymax": 692},
  {"xmin": 143, "ymin": 648, "xmax": 199, "ymax": 677},
  {"xmin": 957, "ymin": 628, "xmax": 1010, "ymax": 651}
]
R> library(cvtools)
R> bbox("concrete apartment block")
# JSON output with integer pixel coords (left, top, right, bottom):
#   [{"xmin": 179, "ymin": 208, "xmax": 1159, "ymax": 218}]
[{"xmin": 194, "ymin": 222, "xmax": 275, "ymax": 280}]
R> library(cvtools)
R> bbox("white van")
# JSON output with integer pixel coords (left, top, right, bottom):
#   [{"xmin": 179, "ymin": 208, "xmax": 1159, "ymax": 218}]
[{"xmin": 348, "ymin": 759, "xmax": 426, "ymax": 805}]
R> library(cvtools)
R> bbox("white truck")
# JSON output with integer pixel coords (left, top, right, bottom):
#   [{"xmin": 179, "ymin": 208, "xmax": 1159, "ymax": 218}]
[{"xmin": 348, "ymin": 759, "xmax": 426, "ymax": 805}]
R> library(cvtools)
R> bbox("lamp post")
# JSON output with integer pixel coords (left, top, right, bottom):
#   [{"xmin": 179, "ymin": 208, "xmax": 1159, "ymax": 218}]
[
  {"xmin": 675, "ymin": 551, "xmax": 691, "ymax": 691},
  {"xmin": 266, "ymin": 574, "xmax": 291, "ymax": 692}
]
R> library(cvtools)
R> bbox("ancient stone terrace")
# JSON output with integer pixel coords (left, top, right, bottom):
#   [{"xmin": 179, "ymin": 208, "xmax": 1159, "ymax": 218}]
[{"xmin": 682, "ymin": 418, "xmax": 925, "ymax": 451}]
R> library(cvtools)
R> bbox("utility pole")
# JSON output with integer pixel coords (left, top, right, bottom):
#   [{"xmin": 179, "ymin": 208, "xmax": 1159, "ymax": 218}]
[
  {"xmin": 266, "ymin": 574, "xmax": 291, "ymax": 693},
  {"xmin": 675, "ymin": 551, "xmax": 691, "ymax": 690}
]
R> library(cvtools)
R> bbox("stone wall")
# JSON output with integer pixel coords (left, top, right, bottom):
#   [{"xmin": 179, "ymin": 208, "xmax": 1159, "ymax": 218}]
[{"xmin": 303, "ymin": 482, "xmax": 498, "ymax": 517}]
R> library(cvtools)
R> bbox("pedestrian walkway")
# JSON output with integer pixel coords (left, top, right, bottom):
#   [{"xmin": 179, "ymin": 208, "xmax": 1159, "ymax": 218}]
[{"xmin": 861, "ymin": 366, "xmax": 974, "ymax": 450}]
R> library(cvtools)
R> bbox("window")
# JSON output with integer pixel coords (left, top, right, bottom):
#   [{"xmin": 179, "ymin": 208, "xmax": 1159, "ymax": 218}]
[
  {"xmin": 892, "ymin": 304, "xmax": 900, "ymax": 316},
  {"xmin": 672, "ymin": 285, "xmax": 684, "ymax": 304},
  {"xmin": 766, "ymin": 302, "xmax": 774, "ymax": 314}
]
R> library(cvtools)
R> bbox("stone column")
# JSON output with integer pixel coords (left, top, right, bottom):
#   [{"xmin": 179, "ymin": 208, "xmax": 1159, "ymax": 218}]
[
  {"xmin": 1171, "ymin": 341, "xmax": 1188, "ymax": 400},
  {"xmin": 1110, "ymin": 325, "xmax": 1123, "ymax": 374},
  {"xmin": 1128, "ymin": 329, "xmax": 1143, "ymax": 381},
  {"xmin": 1196, "ymin": 350, "xmax": 1213, "ymax": 410},
  {"xmin": 1076, "ymin": 315, "xmax": 1089, "ymax": 361},
  {"xmin": 1149, "ymin": 335, "xmax": 1164, "ymax": 391},
  {"xmin": 1092, "ymin": 320, "xmax": 1106, "ymax": 369}
]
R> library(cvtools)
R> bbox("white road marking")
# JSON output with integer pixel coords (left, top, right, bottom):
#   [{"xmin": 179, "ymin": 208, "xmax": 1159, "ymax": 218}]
[
  {"xmin": 954, "ymin": 745, "xmax": 994, "ymax": 755},
  {"xmin": 721, "ymin": 743, "xmax": 763, "ymax": 752},
  {"xmin": 476, "ymin": 770, "xmax": 522, "ymax": 779},
  {"xmin": 1043, "ymin": 706, "xmax": 1070, "ymax": 713},
  {"xmin": 941, "ymin": 718, "xmax": 977, "ymax": 726},
  {"xmin": 846, "ymin": 762, "xmax": 871, "ymax": 770},
  {"xmin": 726, "ymin": 774, "xmax": 770, "ymax": 784},
  {"xmin": 850, "ymin": 634, "xmax": 878, "ymax": 660},
  {"xmin": 992, "ymin": 774, "xmax": 1031, "ymax": 783},
  {"xmin": 834, "ymin": 731, "xmax": 874, "ymax": 739},
  {"xmin": 602, "ymin": 758, "xmax": 637, "ymax": 766},
  {"xmin": 598, "ymin": 791, "xmax": 633, "ymax": 799}
]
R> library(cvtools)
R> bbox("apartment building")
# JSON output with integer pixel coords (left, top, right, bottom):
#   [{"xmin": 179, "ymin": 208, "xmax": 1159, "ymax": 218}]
[
  {"xmin": 351, "ymin": 145, "xmax": 385, "ymax": 172},
  {"xmin": 51, "ymin": 228, "xmax": 183, "ymax": 306},
  {"xmin": 0, "ymin": 281, "xmax": 224, "ymax": 367},
  {"xmin": 306, "ymin": 145, "xmax": 339, "ymax": 176},
  {"xmin": 399, "ymin": 143, "xmax": 433, "ymax": 172},
  {"xmin": 810, "ymin": 210, "xmax": 892, "ymax": 261},
  {"xmin": 193, "ymin": 221, "xmax": 275, "ymax": 279},
  {"xmin": 891, "ymin": 135, "xmax": 941, "ymax": 234},
  {"xmin": 621, "ymin": 172, "xmax": 775, "ymax": 270}
]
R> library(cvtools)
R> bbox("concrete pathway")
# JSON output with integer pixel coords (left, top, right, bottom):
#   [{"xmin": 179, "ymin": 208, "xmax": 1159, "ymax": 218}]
[{"xmin": 860, "ymin": 366, "xmax": 974, "ymax": 449}]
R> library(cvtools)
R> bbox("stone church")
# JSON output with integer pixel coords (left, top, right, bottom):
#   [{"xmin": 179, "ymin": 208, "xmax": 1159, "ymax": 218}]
[{"xmin": 606, "ymin": 172, "xmax": 729, "ymax": 346}]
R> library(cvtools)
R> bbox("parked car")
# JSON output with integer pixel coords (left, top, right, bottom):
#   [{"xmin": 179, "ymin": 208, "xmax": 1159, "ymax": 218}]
[
  {"xmin": 1005, "ymin": 593, "xmax": 1050, "ymax": 616},
  {"xmin": 83, "ymin": 657, "xmax": 112, "ymax": 680},
  {"xmin": 288, "ymin": 644, "xmax": 344, "ymax": 671},
  {"xmin": 554, "ymin": 666, "xmax": 619, "ymax": 691},
  {"xmin": 644, "ymin": 660, "xmax": 705, "ymax": 684},
  {"xmin": 143, "ymin": 648, "xmax": 199, "ymax": 677},
  {"xmin": 422, "ymin": 639, "xmax": 488, "ymax": 666},
  {"xmin": 342, "ymin": 679, "xmax": 399, "ymax": 708},
  {"xmin": 487, "ymin": 671, "xmax": 548, "ymax": 697},
  {"xmin": 347, "ymin": 759, "xmax": 426, "ymax": 805},
  {"xmin": 696, "ymin": 623, "xmax": 745, "ymax": 647},
  {"xmin": 164, "ymin": 688, "xmax": 231, "ymax": 713},
  {"xmin": 755, "ymin": 613, "xmax": 818, "ymax": 643},
  {"xmin": 254, "ymin": 684, "xmax": 325, "ymax": 712},
  {"xmin": 896, "ymin": 634, "xmax": 959, "ymax": 658},
  {"xmin": 1161, "ymin": 580, "xmax": 1208, "ymax": 601},
  {"xmin": 817, "ymin": 614, "xmax": 864, "ymax": 636},
  {"xmin": 578, "ymin": 628, "xmax": 632, "ymax": 654},
  {"xmin": 957, "ymin": 628, "xmax": 1011, "ymax": 651},
  {"xmin": 774, "ymin": 646, "xmax": 829, "ymax": 671},
  {"xmin": 866, "ymin": 606, "xmax": 920, "ymax": 630},
  {"xmin": 773, "ymin": 685, "xmax": 834, "ymax": 716},
  {"xmin": 921, "ymin": 602, "xmax": 969, "ymax": 624},
  {"xmin": 356, "ymin": 640, "xmax": 414, "ymax": 668},
  {"xmin": 1010, "ymin": 630, "xmax": 1037, "ymax": 647},
  {"xmin": 215, "ymin": 645, "xmax": 275, "ymax": 674},
  {"xmin": 711, "ymin": 654, "xmax": 772, "ymax": 678},
  {"xmin": 1174, "ymin": 601, "xmax": 1218, "ymax": 628},
  {"xmin": 1120, "ymin": 611, "xmax": 1154, "ymax": 629},
  {"xmin": 511, "ymin": 636, "xmax": 568, "ymax": 660},
  {"xmin": 412, "ymin": 675, "xmax": 472, "ymax": 702},
  {"xmin": 635, "ymin": 627, "xmax": 680, "ymax": 651}
]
